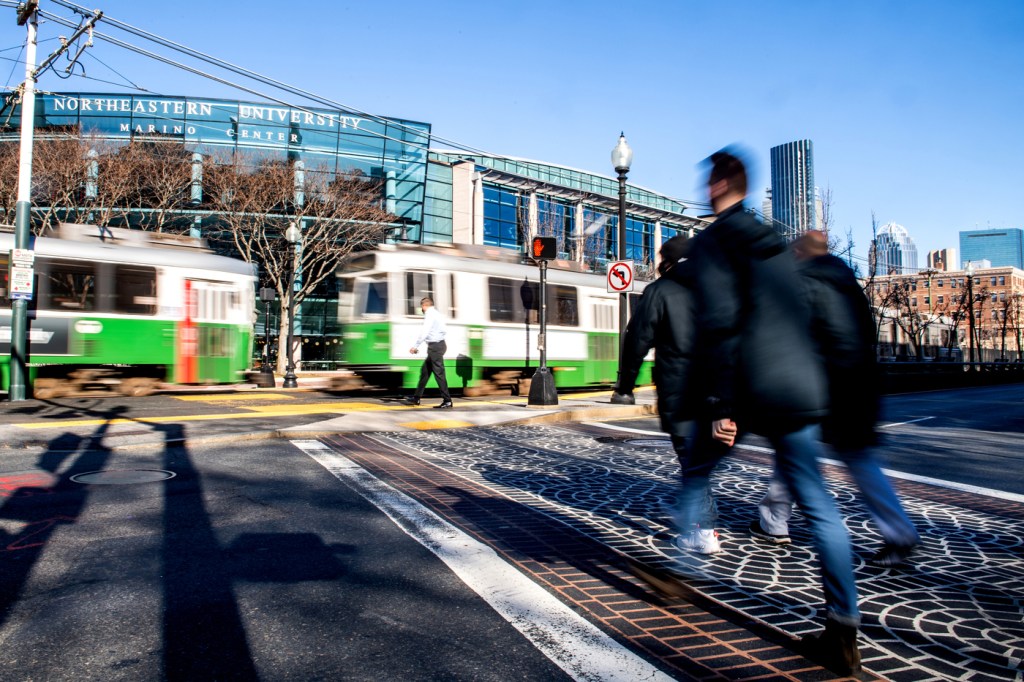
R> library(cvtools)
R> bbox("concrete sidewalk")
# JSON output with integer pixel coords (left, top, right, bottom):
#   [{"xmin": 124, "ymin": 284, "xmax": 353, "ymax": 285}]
[{"xmin": 0, "ymin": 382, "xmax": 659, "ymax": 452}]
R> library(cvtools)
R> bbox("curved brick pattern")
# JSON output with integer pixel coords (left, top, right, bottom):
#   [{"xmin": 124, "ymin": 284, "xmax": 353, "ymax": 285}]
[{"xmin": 361, "ymin": 424, "xmax": 1024, "ymax": 682}]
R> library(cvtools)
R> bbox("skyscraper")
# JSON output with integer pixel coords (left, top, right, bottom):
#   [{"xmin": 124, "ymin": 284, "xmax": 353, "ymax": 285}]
[
  {"xmin": 959, "ymin": 228, "xmax": 1023, "ymax": 269},
  {"xmin": 927, "ymin": 248, "xmax": 956, "ymax": 272},
  {"xmin": 871, "ymin": 223, "xmax": 919, "ymax": 275},
  {"xmin": 769, "ymin": 140, "xmax": 816, "ymax": 241}
]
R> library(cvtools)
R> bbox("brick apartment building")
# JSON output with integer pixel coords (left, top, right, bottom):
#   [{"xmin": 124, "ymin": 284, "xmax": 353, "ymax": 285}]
[{"xmin": 866, "ymin": 265, "xmax": 1024, "ymax": 361}]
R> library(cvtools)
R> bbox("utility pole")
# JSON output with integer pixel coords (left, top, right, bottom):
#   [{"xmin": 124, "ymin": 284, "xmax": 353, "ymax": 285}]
[
  {"xmin": 9, "ymin": 1, "xmax": 40, "ymax": 401},
  {"xmin": 8, "ymin": 3, "xmax": 102, "ymax": 400}
]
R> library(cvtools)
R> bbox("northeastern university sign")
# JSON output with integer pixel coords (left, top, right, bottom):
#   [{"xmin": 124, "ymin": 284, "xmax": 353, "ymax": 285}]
[{"xmin": 42, "ymin": 94, "xmax": 383, "ymax": 150}]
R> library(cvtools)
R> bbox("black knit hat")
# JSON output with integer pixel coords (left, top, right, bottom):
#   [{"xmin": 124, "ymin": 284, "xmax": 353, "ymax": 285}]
[{"xmin": 660, "ymin": 235, "xmax": 690, "ymax": 267}]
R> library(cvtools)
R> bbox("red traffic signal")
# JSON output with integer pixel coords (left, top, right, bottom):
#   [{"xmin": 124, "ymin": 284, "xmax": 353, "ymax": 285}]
[{"xmin": 531, "ymin": 236, "xmax": 557, "ymax": 260}]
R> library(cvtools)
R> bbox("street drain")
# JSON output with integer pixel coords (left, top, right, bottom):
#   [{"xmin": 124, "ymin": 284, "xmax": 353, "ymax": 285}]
[
  {"xmin": 70, "ymin": 469, "xmax": 176, "ymax": 485},
  {"xmin": 623, "ymin": 438, "xmax": 673, "ymax": 448}
]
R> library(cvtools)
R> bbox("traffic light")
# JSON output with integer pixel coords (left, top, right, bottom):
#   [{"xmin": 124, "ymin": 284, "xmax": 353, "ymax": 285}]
[{"xmin": 531, "ymin": 236, "xmax": 557, "ymax": 260}]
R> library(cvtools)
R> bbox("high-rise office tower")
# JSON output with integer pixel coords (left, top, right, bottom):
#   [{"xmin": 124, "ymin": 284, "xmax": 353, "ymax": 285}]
[
  {"xmin": 927, "ymin": 248, "xmax": 956, "ymax": 272},
  {"xmin": 959, "ymin": 228, "xmax": 1023, "ymax": 269},
  {"xmin": 769, "ymin": 139, "xmax": 817, "ymax": 241},
  {"xmin": 871, "ymin": 222, "xmax": 919, "ymax": 275}
]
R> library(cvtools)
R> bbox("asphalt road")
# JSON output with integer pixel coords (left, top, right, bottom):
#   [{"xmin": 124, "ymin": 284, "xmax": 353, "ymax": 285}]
[
  {"xmin": 0, "ymin": 437, "xmax": 571, "ymax": 681},
  {"xmin": 607, "ymin": 383, "xmax": 1024, "ymax": 496},
  {"xmin": 0, "ymin": 383, "xmax": 1020, "ymax": 680}
]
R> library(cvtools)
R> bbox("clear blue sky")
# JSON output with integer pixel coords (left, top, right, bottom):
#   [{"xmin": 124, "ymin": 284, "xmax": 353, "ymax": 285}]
[{"xmin": 3, "ymin": 0, "xmax": 1022, "ymax": 269}]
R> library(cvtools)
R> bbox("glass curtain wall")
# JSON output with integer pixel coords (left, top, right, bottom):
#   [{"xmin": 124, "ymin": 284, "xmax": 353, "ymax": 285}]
[{"xmin": 483, "ymin": 184, "xmax": 521, "ymax": 249}]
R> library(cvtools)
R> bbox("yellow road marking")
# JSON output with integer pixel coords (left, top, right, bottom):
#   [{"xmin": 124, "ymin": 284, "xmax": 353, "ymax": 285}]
[
  {"xmin": 172, "ymin": 393, "xmax": 295, "ymax": 402},
  {"xmin": 15, "ymin": 402, "xmax": 415, "ymax": 430},
  {"xmin": 400, "ymin": 419, "xmax": 474, "ymax": 430},
  {"xmin": 243, "ymin": 402, "xmax": 397, "ymax": 414}
]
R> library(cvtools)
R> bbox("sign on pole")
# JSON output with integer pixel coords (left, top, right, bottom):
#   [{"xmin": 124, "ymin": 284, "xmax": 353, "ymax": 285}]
[
  {"xmin": 9, "ymin": 250, "xmax": 35, "ymax": 300},
  {"xmin": 607, "ymin": 260, "xmax": 634, "ymax": 293}
]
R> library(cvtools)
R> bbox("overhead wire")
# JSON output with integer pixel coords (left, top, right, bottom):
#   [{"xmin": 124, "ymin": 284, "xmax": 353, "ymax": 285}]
[
  {"xmin": 22, "ymin": 5, "xmax": 879, "ymax": 262},
  {"xmin": 46, "ymin": 0, "xmax": 709, "ymax": 216}
]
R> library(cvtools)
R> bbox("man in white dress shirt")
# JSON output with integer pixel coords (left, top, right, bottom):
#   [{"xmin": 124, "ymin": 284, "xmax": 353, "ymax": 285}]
[{"xmin": 404, "ymin": 297, "xmax": 452, "ymax": 408}]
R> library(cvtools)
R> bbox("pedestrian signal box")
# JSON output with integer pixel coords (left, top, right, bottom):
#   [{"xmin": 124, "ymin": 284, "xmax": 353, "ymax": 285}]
[{"xmin": 531, "ymin": 236, "xmax": 557, "ymax": 260}]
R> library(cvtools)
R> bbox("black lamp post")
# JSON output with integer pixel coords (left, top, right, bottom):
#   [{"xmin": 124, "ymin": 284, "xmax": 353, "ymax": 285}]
[
  {"xmin": 965, "ymin": 261, "xmax": 976, "ymax": 368},
  {"xmin": 610, "ymin": 132, "xmax": 633, "ymax": 402},
  {"xmin": 282, "ymin": 222, "xmax": 302, "ymax": 388},
  {"xmin": 258, "ymin": 286, "xmax": 276, "ymax": 387}
]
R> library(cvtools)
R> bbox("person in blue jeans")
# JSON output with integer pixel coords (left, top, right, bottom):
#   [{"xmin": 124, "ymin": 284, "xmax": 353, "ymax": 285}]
[
  {"xmin": 668, "ymin": 151, "xmax": 861, "ymax": 676},
  {"xmin": 612, "ymin": 236, "xmax": 719, "ymax": 545},
  {"xmin": 751, "ymin": 231, "xmax": 920, "ymax": 566}
]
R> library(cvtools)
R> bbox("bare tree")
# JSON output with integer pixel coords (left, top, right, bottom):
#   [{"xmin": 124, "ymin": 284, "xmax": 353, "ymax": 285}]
[
  {"xmin": 205, "ymin": 155, "xmax": 393, "ymax": 373},
  {"xmin": 0, "ymin": 140, "xmax": 20, "ymax": 224},
  {"xmin": 121, "ymin": 140, "xmax": 195, "ymax": 233},
  {"xmin": 818, "ymin": 185, "xmax": 840, "ymax": 253},
  {"xmin": 29, "ymin": 135, "xmax": 92, "ymax": 230},
  {"xmin": 0, "ymin": 136, "xmax": 197, "ymax": 233}
]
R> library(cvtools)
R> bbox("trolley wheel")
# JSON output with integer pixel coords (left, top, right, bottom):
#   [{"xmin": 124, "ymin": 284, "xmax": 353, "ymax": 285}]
[
  {"xmin": 32, "ymin": 378, "xmax": 67, "ymax": 400},
  {"xmin": 119, "ymin": 377, "xmax": 157, "ymax": 397}
]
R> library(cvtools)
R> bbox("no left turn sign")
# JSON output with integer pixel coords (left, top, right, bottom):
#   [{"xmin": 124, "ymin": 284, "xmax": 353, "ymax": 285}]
[{"xmin": 607, "ymin": 260, "xmax": 634, "ymax": 293}]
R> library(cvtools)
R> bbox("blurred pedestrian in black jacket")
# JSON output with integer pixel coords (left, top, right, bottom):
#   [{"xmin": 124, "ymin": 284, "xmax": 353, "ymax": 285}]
[
  {"xmin": 614, "ymin": 235, "xmax": 717, "ymax": 525},
  {"xmin": 750, "ymin": 230, "xmax": 920, "ymax": 566},
  {"xmin": 667, "ymin": 149, "xmax": 861, "ymax": 676}
]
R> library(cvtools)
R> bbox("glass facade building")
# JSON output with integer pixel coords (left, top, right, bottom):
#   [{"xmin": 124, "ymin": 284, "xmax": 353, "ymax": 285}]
[
  {"xmin": 959, "ymin": 228, "xmax": 1024, "ymax": 269},
  {"xmin": 3, "ymin": 93, "xmax": 431, "ymax": 232},
  {"xmin": 769, "ymin": 140, "xmax": 817, "ymax": 241},
  {"xmin": 1, "ymin": 92, "xmax": 708, "ymax": 362},
  {"xmin": 428, "ymin": 151, "xmax": 704, "ymax": 277}
]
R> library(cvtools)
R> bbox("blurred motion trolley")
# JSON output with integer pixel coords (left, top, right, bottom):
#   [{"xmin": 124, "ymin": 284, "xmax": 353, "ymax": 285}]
[
  {"xmin": 1, "ymin": 224, "xmax": 256, "ymax": 398},
  {"xmin": 336, "ymin": 243, "xmax": 651, "ymax": 395}
]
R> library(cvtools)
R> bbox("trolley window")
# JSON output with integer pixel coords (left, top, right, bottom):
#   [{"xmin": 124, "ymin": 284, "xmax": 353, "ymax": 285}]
[
  {"xmin": 488, "ymin": 277, "xmax": 539, "ymax": 324},
  {"xmin": 488, "ymin": 278, "xmax": 516, "ymax": 322},
  {"xmin": 38, "ymin": 258, "xmax": 96, "ymax": 311},
  {"xmin": 404, "ymin": 271, "xmax": 434, "ymax": 316},
  {"xmin": 113, "ymin": 265, "xmax": 157, "ymax": 315},
  {"xmin": 354, "ymin": 275, "xmax": 388, "ymax": 317},
  {"xmin": 548, "ymin": 285, "xmax": 578, "ymax": 327}
]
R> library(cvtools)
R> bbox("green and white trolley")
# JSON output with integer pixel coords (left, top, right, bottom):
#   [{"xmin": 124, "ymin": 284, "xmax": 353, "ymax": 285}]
[
  {"xmin": 336, "ymin": 242, "xmax": 651, "ymax": 395},
  {"xmin": 1, "ymin": 224, "xmax": 256, "ymax": 398}
]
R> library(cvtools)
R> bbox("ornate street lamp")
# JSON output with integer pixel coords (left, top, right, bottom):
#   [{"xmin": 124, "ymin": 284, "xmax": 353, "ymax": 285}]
[
  {"xmin": 282, "ymin": 222, "xmax": 302, "ymax": 388},
  {"xmin": 965, "ymin": 261, "xmax": 976, "ymax": 368},
  {"xmin": 610, "ymin": 133, "xmax": 633, "ymax": 402}
]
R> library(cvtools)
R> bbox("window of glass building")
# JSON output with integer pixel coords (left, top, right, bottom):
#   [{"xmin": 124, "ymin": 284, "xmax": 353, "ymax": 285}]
[
  {"xmin": 537, "ymin": 197, "xmax": 575, "ymax": 258},
  {"xmin": 483, "ymin": 184, "xmax": 521, "ymax": 250},
  {"xmin": 626, "ymin": 217, "xmax": 653, "ymax": 264}
]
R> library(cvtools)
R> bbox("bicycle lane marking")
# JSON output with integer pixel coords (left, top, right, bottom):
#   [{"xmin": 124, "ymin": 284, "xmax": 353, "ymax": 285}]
[
  {"xmin": 586, "ymin": 420, "xmax": 1024, "ymax": 504},
  {"xmin": 291, "ymin": 439, "xmax": 673, "ymax": 682}
]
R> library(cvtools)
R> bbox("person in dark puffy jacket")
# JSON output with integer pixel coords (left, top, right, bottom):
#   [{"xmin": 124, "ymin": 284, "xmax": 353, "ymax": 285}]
[
  {"xmin": 666, "ymin": 149, "xmax": 861, "ymax": 676},
  {"xmin": 750, "ymin": 230, "xmax": 920, "ymax": 567},
  {"xmin": 614, "ymin": 235, "xmax": 717, "ymax": 527}
]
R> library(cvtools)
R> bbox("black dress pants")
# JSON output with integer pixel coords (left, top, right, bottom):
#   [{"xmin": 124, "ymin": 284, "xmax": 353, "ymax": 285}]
[{"xmin": 414, "ymin": 340, "xmax": 450, "ymax": 402}]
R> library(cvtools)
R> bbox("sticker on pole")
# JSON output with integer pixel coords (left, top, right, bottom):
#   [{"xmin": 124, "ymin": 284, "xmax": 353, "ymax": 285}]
[{"xmin": 607, "ymin": 261, "xmax": 634, "ymax": 293}]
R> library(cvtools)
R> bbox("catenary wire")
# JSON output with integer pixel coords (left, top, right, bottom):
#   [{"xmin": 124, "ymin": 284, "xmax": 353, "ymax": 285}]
[
  {"xmin": 31, "ymin": 2, "xmax": 882, "ymax": 263},
  {"xmin": 45, "ymin": 0, "xmax": 707, "ymax": 215}
]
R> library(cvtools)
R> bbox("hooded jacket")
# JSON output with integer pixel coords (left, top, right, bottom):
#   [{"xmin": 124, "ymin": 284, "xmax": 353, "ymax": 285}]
[
  {"xmin": 672, "ymin": 203, "xmax": 827, "ymax": 434},
  {"xmin": 800, "ymin": 253, "xmax": 881, "ymax": 448}
]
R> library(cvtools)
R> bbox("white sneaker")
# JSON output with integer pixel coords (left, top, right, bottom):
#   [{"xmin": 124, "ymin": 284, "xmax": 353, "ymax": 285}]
[{"xmin": 674, "ymin": 529, "xmax": 722, "ymax": 555}]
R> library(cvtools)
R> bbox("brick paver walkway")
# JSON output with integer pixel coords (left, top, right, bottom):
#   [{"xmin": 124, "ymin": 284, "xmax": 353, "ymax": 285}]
[{"xmin": 321, "ymin": 423, "xmax": 1024, "ymax": 681}]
